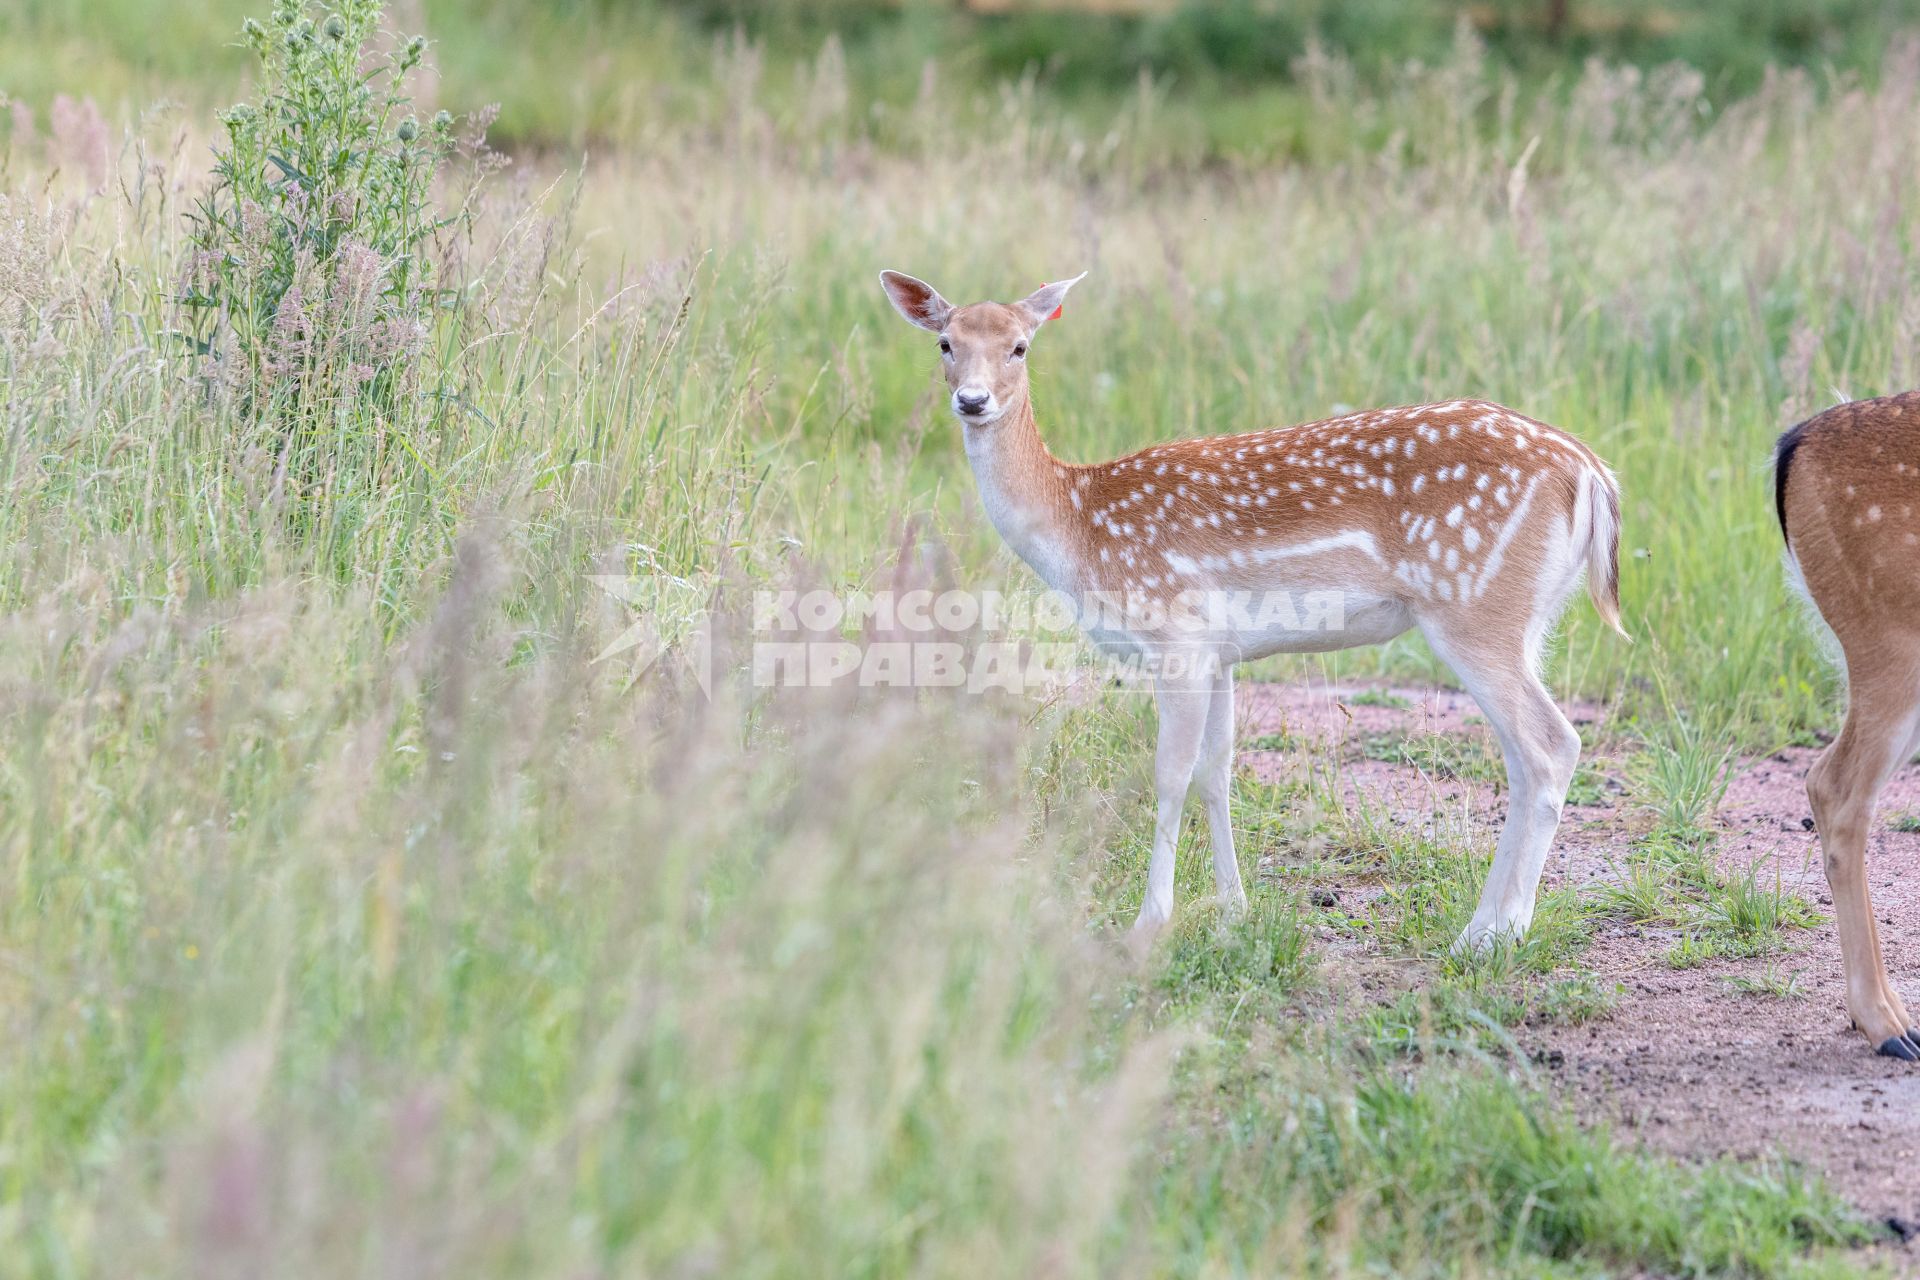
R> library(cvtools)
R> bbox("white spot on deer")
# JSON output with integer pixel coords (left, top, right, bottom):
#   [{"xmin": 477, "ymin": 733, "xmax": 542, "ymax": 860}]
[
  {"xmin": 1445, "ymin": 505, "xmax": 1464, "ymax": 528},
  {"xmin": 1462, "ymin": 526, "xmax": 1482, "ymax": 552},
  {"xmin": 1412, "ymin": 474, "xmax": 1427, "ymax": 493},
  {"xmin": 1472, "ymin": 473, "xmax": 1543, "ymax": 596}
]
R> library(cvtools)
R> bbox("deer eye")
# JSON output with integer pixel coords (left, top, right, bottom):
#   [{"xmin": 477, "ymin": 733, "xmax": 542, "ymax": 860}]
[
  {"xmin": 939, "ymin": 339, "xmax": 952, "ymax": 356},
  {"xmin": 1012, "ymin": 342, "xmax": 1028, "ymax": 359}
]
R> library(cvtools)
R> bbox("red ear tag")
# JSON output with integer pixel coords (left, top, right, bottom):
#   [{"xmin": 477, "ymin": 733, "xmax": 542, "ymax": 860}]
[{"xmin": 1039, "ymin": 284, "xmax": 1062, "ymax": 321}]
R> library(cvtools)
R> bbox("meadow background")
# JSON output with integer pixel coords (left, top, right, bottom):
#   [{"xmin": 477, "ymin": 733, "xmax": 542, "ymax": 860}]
[{"xmin": 3, "ymin": 0, "xmax": 1918, "ymax": 1274}]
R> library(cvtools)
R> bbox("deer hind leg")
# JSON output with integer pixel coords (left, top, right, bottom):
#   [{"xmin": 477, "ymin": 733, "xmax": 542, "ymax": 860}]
[
  {"xmin": 1134, "ymin": 660, "xmax": 1215, "ymax": 936},
  {"xmin": 1423, "ymin": 622, "xmax": 1581, "ymax": 951},
  {"xmin": 1190, "ymin": 663, "xmax": 1248, "ymax": 915},
  {"xmin": 1806, "ymin": 657, "xmax": 1920, "ymax": 1057}
]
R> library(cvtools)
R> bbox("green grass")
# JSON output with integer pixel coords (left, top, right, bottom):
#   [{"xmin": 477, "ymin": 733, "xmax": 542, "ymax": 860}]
[
  {"xmin": 9, "ymin": 0, "xmax": 1920, "ymax": 157},
  {"xmin": 1597, "ymin": 827, "xmax": 1821, "ymax": 968},
  {"xmin": 1149, "ymin": 1043, "xmax": 1870, "ymax": 1278},
  {"xmin": 1725, "ymin": 962, "xmax": 1811, "ymax": 1000},
  {"xmin": 1244, "ymin": 730, "xmax": 1300, "ymax": 752},
  {"xmin": 0, "ymin": 1, "xmax": 1905, "ymax": 1274},
  {"xmin": 1364, "ymin": 974, "xmax": 1621, "ymax": 1060},
  {"xmin": 1631, "ymin": 713, "xmax": 1742, "ymax": 835},
  {"xmin": 1360, "ymin": 728, "xmax": 1508, "ymax": 784},
  {"xmin": 1154, "ymin": 889, "xmax": 1313, "ymax": 1010}
]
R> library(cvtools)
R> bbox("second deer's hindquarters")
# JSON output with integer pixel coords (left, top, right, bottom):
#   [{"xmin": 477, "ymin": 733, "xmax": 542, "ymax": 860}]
[{"xmin": 1775, "ymin": 391, "xmax": 1920, "ymax": 1057}]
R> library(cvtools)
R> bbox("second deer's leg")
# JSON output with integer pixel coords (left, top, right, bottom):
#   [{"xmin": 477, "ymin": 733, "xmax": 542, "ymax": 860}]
[
  {"xmin": 1424, "ymin": 624, "xmax": 1581, "ymax": 950},
  {"xmin": 1191, "ymin": 663, "xmax": 1247, "ymax": 915},
  {"xmin": 1806, "ymin": 659, "xmax": 1920, "ymax": 1057},
  {"xmin": 1135, "ymin": 663, "xmax": 1213, "ymax": 935}
]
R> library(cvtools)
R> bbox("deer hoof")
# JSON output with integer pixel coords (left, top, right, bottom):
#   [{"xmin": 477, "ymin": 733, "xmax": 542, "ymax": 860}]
[{"xmin": 1876, "ymin": 1034, "xmax": 1920, "ymax": 1061}]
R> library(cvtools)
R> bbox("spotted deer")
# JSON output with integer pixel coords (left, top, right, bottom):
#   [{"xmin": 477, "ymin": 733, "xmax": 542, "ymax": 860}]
[
  {"xmin": 1776, "ymin": 394, "xmax": 1920, "ymax": 1058},
  {"xmin": 880, "ymin": 271, "xmax": 1626, "ymax": 949}
]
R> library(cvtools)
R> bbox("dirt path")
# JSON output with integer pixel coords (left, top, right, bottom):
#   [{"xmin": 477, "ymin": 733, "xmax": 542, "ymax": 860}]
[{"xmin": 1236, "ymin": 678, "xmax": 1920, "ymax": 1246}]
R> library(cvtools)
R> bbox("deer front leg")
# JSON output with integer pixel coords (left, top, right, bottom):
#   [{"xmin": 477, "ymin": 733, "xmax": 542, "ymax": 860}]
[
  {"xmin": 1134, "ymin": 665, "xmax": 1213, "ymax": 937},
  {"xmin": 1191, "ymin": 663, "xmax": 1247, "ymax": 916}
]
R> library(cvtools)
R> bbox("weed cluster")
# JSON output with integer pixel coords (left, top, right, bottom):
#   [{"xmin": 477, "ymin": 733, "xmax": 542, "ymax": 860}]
[{"xmin": 182, "ymin": 0, "xmax": 457, "ymax": 435}]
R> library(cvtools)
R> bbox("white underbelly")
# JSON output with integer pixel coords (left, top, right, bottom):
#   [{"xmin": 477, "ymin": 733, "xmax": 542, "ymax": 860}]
[
  {"xmin": 1080, "ymin": 590, "xmax": 1413, "ymax": 664},
  {"xmin": 1231, "ymin": 593, "xmax": 1414, "ymax": 659}
]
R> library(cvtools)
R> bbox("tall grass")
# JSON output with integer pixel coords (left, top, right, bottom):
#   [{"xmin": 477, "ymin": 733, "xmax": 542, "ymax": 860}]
[
  {"xmin": 8, "ymin": 0, "xmax": 1918, "ymax": 154},
  {"xmin": 0, "ymin": 7, "xmax": 1912, "ymax": 1274}
]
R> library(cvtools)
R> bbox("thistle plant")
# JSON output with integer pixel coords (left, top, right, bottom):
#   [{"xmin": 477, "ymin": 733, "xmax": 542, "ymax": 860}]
[{"xmin": 182, "ymin": 0, "xmax": 455, "ymax": 412}]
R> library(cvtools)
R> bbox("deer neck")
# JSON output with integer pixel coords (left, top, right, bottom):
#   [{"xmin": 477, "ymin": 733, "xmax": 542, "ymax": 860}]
[{"xmin": 961, "ymin": 395, "xmax": 1082, "ymax": 591}]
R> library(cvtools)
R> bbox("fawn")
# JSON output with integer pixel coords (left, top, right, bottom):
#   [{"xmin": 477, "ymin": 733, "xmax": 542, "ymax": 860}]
[
  {"xmin": 1777, "ymin": 393, "xmax": 1920, "ymax": 1057},
  {"xmin": 880, "ymin": 271, "xmax": 1625, "ymax": 949}
]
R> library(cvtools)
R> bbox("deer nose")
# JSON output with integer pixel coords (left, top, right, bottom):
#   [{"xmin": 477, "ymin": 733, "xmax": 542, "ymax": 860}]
[{"xmin": 955, "ymin": 390, "xmax": 990, "ymax": 416}]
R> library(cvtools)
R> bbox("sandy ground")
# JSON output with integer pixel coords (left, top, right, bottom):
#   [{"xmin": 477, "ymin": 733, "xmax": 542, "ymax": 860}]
[{"xmin": 1234, "ymin": 677, "xmax": 1920, "ymax": 1255}]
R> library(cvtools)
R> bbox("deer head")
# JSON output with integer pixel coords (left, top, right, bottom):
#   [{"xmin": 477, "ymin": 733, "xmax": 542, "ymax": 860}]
[{"xmin": 878, "ymin": 271, "xmax": 1086, "ymax": 426}]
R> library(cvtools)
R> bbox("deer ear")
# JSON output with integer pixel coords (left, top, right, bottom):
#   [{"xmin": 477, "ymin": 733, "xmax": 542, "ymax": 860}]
[
  {"xmin": 1017, "ymin": 272, "xmax": 1087, "ymax": 331},
  {"xmin": 879, "ymin": 271, "xmax": 954, "ymax": 333}
]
